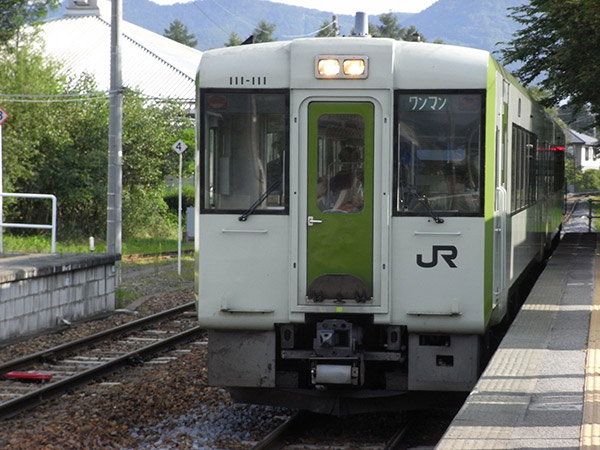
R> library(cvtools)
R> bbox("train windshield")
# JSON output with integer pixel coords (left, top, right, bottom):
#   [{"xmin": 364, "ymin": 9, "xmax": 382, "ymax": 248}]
[
  {"xmin": 201, "ymin": 91, "xmax": 288, "ymax": 213},
  {"xmin": 395, "ymin": 92, "xmax": 483, "ymax": 216}
]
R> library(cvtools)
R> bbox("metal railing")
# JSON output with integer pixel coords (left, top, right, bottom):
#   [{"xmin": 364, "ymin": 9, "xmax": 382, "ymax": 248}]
[
  {"xmin": 568, "ymin": 198, "xmax": 600, "ymax": 233},
  {"xmin": 585, "ymin": 199, "xmax": 600, "ymax": 233},
  {"xmin": 0, "ymin": 193, "xmax": 57, "ymax": 253}
]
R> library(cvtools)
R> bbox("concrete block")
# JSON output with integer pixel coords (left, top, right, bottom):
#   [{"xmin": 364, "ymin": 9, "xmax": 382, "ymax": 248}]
[
  {"xmin": 29, "ymin": 279, "xmax": 40, "ymax": 295},
  {"xmin": 23, "ymin": 296, "xmax": 34, "ymax": 314},
  {"xmin": 0, "ymin": 282, "xmax": 10, "ymax": 301},
  {"xmin": 51, "ymin": 290, "xmax": 60, "ymax": 308},
  {"xmin": 99, "ymin": 279, "xmax": 106, "ymax": 296},
  {"xmin": 14, "ymin": 298, "xmax": 24, "ymax": 317},
  {"xmin": 107, "ymin": 292, "xmax": 115, "ymax": 310},
  {"xmin": 106, "ymin": 275, "xmax": 115, "ymax": 294},
  {"xmin": 6, "ymin": 300, "xmax": 14, "ymax": 319},
  {"xmin": 38, "ymin": 292, "xmax": 50, "ymax": 310},
  {"xmin": 95, "ymin": 266, "xmax": 106, "ymax": 280},
  {"xmin": 38, "ymin": 277, "xmax": 48, "ymax": 292},
  {"xmin": 74, "ymin": 270, "xmax": 87, "ymax": 285}
]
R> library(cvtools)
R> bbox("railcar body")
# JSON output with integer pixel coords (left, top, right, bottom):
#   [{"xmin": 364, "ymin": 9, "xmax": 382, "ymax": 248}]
[{"xmin": 194, "ymin": 36, "xmax": 565, "ymax": 414}]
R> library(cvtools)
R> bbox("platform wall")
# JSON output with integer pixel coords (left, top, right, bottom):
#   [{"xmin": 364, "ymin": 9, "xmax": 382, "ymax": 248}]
[{"xmin": 0, "ymin": 254, "xmax": 119, "ymax": 342}]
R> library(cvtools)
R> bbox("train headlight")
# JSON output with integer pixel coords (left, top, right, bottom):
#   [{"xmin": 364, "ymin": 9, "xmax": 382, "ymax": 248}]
[
  {"xmin": 317, "ymin": 58, "xmax": 341, "ymax": 77},
  {"xmin": 343, "ymin": 59, "xmax": 366, "ymax": 76},
  {"xmin": 315, "ymin": 56, "xmax": 368, "ymax": 79}
]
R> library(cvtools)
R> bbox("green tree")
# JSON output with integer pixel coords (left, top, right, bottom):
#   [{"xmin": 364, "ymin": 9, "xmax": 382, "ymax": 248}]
[
  {"xmin": 500, "ymin": 0, "xmax": 600, "ymax": 126},
  {"xmin": 0, "ymin": 0, "xmax": 60, "ymax": 45},
  {"xmin": 163, "ymin": 19, "xmax": 198, "ymax": 48},
  {"xmin": 253, "ymin": 19, "xmax": 277, "ymax": 43},
  {"xmin": 374, "ymin": 12, "xmax": 403, "ymax": 39},
  {"xmin": 225, "ymin": 19, "xmax": 277, "ymax": 46},
  {"xmin": 0, "ymin": 43, "xmax": 192, "ymax": 239},
  {"xmin": 369, "ymin": 13, "xmax": 429, "ymax": 42},
  {"xmin": 315, "ymin": 19, "xmax": 335, "ymax": 37},
  {"xmin": 225, "ymin": 31, "xmax": 243, "ymax": 47}
]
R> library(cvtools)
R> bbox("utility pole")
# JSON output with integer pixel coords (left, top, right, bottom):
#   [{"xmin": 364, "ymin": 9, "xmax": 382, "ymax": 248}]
[{"xmin": 108, "ymin": 0, "xmax": 123, "ymax": 263}]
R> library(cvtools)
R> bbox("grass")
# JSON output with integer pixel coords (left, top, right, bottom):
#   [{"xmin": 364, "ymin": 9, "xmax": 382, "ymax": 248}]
[{"xmin": 0, "ymin": 234, "xmax": 194, "ymax": 255}]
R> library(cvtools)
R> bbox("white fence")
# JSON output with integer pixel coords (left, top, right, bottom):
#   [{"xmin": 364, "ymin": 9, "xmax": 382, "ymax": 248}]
[{"xmin": 0, "ymin": 193, "xmax": 57, "ymax": 253}]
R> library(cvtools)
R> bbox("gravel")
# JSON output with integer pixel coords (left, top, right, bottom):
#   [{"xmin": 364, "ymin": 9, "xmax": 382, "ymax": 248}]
[{"xmin": 0, "ymin": 258, "xmax": 292, "ymax": 449}]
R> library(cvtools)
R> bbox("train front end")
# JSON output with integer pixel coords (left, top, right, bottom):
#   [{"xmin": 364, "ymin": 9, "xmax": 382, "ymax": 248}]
[{"xmin": 195, "ymin": 37, "xmax": 498, "ymax": 414}]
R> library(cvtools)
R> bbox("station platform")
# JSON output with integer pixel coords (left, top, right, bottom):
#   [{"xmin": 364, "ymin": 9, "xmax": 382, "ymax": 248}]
[
  {"xmin": 0, "ymin": 253, "xmax": 119, "ymax": 342},
  {"xmin": 437, "ymin": 232, "xmax": 598, "ymax": 449}
]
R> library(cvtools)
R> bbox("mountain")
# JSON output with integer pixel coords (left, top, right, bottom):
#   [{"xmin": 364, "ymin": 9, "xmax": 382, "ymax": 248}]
[
  {"xmin": 406, "ymin": 0, "xmax": 525, "ymax": 52},
  {"xmin": 49, "ymin": 0, "xmax": 525, "ymax": 53}
]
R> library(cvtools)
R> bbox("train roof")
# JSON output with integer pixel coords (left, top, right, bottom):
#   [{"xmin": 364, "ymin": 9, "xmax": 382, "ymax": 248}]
[{"xmin": 197, "ymin": 37, "xmax": 492, "ymax": 91}]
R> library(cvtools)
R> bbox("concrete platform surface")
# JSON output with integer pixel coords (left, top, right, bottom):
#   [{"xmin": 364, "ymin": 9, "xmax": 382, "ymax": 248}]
[{"xmin": 437, "ymin": 233, "xmax": 597, "ymax": 449}]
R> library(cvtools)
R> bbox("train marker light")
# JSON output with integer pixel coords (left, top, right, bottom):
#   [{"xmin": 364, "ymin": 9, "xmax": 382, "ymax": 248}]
[
  {"xmin": 343, "ymin": 59, "xmax": 366, "ymax": 76},
  {"xmin": 317, "ymin": 58, "xmax": 340, "ymax": 77},
  {"xmin": 316, "ymin": 56, "xmax": 368, "ymax": 79}
]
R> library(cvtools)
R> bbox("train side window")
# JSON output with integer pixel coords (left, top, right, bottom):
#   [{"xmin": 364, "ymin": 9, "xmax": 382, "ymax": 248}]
[
  {"xmin": 510, "ymin": 125, "xmax": 537, "ymax": 213},
  {"xmin": 200, "ymin": 91, "xmax": 289, "ymax": 214},
  {"xmin": 394, "ymin": 92, "xmax": 484, "ymax": 216}
]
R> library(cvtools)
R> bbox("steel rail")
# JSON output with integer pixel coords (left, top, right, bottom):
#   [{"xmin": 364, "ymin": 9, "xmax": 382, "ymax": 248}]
[
  {"xmin": 122, "ymin": 249, "xmax": 194, "ymax": 262},
  {"xmin": 0, "ymin": 301, "xmax": 196, "ymax": 375},
  {"xmin": 0, "ymin": 325, "xmax": 204, "ymax": 421},
  {"xmin": 252, "ymin": 410, "xmax": 310, "ymax": 450},
  {"xmin": 384, "ymin": 417, "xmax": 414, "ymax": 450}
]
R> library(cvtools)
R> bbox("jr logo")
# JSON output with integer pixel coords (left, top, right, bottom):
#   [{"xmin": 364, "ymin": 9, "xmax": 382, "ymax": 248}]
[{"xmin": 416, "ymin": 245, "xmax": 458, "ymax": 268}]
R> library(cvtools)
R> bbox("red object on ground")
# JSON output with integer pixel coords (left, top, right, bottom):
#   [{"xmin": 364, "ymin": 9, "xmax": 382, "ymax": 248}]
[{"xmin": 5, "ymin": 371, "xmax": 53, "ymax": 381}]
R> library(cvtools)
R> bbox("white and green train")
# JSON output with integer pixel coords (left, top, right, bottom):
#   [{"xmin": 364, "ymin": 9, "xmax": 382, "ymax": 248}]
[{"xmin": 194, "ymin": 30, "xmax": 565, "ymax": 414}]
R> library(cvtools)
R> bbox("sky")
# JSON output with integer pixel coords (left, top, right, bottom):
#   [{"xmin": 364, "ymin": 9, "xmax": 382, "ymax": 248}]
[{"xmin": 149, "ymin": 0, "xmax": 439, "ymax": 15}]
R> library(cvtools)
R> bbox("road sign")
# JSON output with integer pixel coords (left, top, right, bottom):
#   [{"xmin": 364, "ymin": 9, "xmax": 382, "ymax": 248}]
[
  {"xmin": 173, "ymin": 139, "xmax": 188, "ymax": 155},
  {"xmin": 0, "ymin": 106, "xmax": 8, "ymax": 126}
]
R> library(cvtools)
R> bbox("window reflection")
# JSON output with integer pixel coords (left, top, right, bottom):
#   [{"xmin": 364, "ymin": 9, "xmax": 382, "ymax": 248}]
[
  {"xmin": 316, "ymin": 114, "xmax": 364, "ymax": 213},
  {"xmin": 396, "ymin": 93, "xmax": 483, "ymax": 215},
  {"xmin": 202, "ymin": 92, "xmax": 287, "ymax": 212}
]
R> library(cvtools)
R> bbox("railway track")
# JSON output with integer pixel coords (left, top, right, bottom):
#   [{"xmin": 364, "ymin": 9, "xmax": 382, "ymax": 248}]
[
  {"xmin": 0, "ymin": 302, "xmax": 203, "ymax": 421},
  {"xmin": 122, "ymin": 249, "xmax": 194, "ymax": 263},
  {"xmin": 252, "ymin": 410, "xmax": 416, "ymax": 449}
]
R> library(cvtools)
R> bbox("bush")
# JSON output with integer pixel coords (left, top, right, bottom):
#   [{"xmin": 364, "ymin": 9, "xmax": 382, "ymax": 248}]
[
  {"xmin": 123, "ymin": 187, "xmax": 175, "ymax": 239},
  {"xmin": 580, "ymin": 169, "xmax": 600, "ymax": 192},
  {"xmin": 163, "ymin": 184, "xmax": 195, "ymax": 212}
]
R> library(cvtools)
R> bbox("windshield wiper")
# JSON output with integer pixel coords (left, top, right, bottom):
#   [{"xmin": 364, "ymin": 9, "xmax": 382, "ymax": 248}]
[
  {"xmin": 417, "ymin": 195, "xmax": 444, "ymax": 224},
  {"xmin": 405, "ymin": 187, "xmax": 444, "ymax": 224},
  {"xmin": 238, "ymin": 181, "xmax": 281, "ymax": 222}
]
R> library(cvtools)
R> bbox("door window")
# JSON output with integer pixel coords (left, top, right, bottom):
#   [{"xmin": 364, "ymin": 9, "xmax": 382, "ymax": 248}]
[{"xmin": 316, "ymin": 114, "xmax": 365, "ymax": 214}]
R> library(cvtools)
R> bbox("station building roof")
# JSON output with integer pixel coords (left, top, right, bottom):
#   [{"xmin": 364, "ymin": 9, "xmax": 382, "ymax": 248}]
[
  {"xmin": 39, "ymin": 0, "xmax": 202, "ymax": 101},
  {"xmin": 569, "ymin": 128, "xmax": 598, "ymax": 146}
]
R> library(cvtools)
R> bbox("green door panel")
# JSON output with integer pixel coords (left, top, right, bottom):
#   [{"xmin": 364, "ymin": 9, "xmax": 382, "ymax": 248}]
[{"xmin": 307, "ymin": 102, "xmax": 374, "ymax": 298}]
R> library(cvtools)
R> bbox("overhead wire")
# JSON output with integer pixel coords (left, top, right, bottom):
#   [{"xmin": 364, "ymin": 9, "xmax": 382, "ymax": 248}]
[
  {"xmin": 280, "ymin": 20, "xmax": 335, "ymax": 38},
  {"xmin": 204, "ymin": 0, "xmax": 336, "ymax": 39},
  {"xmin": 0, "ymin": 90, "xmax": 193, "ymax": 104},
  {"xmin": 0, "ymin": 91, "xmax": 111, "ymax": 103},
  {"xmin": 189, "ymin": 0, "xmax": 231, "ymax": 37}
]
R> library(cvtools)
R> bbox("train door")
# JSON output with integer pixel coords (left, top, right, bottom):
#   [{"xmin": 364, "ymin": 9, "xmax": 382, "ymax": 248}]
[
  {"xmin": 306, "ymin": 102, "xmax": 374, "ymax": 301},
  {"xmin": 493, "ymin": 80, "xmax": 509, "ymax": 304}
]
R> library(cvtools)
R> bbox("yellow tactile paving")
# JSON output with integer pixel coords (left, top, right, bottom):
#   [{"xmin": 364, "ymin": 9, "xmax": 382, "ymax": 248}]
[{"xmin": 580, "ymin": 234, "xmax": 600, "ymax": 448}]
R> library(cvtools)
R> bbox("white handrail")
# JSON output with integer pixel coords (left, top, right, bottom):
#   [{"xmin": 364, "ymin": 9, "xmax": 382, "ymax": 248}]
[{"xmin": 0, "ymin": 193, "xmax": 57, "ymax": 253}]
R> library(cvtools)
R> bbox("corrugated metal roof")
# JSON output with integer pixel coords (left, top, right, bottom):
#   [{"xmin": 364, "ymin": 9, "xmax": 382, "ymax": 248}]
[
  {"xmin": 40, "ymin": 0, "xmax": 202, "ymax": 101},
  {"xmin": 569, "ymin": 129, "xmax": 598, "ymax": 146}
]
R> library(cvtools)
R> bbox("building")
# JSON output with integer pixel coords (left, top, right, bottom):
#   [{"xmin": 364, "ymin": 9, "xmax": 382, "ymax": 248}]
[
  {"xmin": 40, "ymin": 0, "xmax": 202, "ymax": 101},
  {"xmin": 568, "ymin": 128, "xmax": 600, "ymax": 171}
]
